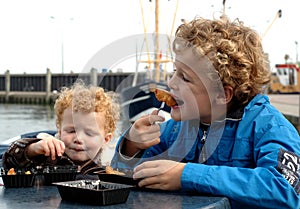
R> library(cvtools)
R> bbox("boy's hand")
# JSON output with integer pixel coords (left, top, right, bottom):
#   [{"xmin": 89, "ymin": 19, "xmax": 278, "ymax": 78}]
[
  {"xmin": 133, "ymin": 160, "xmax": 185, "ymax": 190},
  {"xmin": 128, "ymin": 110, "xmax": 165, "ymax": 150},
  {"xmin": 122, "ymin": 110, "xmax": 165, "ymax": 157},
  {"xmin": 27, "ymin": 133, "xmax": 65, "ymax": 160}
]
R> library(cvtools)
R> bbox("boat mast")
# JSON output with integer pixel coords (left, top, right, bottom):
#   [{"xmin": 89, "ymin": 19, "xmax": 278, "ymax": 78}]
[
  {"xmin": 154, "ymin": 0, "xmax": 160, "ymax": 82},
  {"xmin": 138, "ymin": 0, "xmax": 177, "ymax": 82}
]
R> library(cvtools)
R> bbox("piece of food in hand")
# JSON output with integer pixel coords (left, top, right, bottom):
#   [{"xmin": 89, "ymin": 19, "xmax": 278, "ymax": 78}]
[
  {"xmin": 7, "ymin": 168, "xmax": 16, "ymax": 175},
  {"xmin": 105, "ymin": 166, "xmax": 125, "ymax": 176},
  {"xmin": 153, "ymin": 88, "xmax": 177, "ymax": 107}
]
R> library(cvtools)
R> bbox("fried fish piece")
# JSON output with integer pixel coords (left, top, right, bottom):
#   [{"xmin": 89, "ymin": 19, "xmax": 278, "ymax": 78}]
[
  {"xmin": 153, "ymin": 88, "xmax": 177, "ymax": 107},
  {"xmin": 105, "ymin": 166, "xmax": 125, "ymax": 176},
  {"xmin": 7, "ymin": 168, "xmax": 16, "ymax": 175}
]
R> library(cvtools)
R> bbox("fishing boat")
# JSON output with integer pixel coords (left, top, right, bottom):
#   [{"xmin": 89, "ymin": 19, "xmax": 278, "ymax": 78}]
[
  {"xmin": 120, "ymin": 0, "xmax": 179, "ymax": 123},
  {"xmin": 268, "ymin": 63, "xmax": 300, "ymax": 94}
]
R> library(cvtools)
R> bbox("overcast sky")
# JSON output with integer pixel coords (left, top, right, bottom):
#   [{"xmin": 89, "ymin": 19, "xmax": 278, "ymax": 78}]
[{"xmin": 0, "ymin": 0, "xmax": 298, "ymax": 74}]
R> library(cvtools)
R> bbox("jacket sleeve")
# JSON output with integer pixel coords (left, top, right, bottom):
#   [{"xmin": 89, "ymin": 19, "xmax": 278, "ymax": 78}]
[
  {"xmin": 181, "ymin": 124, "xmax": 300, "ymax": 209},
  {"xmin": 2, "ymin": 138, "xmax": 45, "ymax": 169},
  {"xmin": 110, "ymin": 136, "xmax": 142, "ymax": 169}
]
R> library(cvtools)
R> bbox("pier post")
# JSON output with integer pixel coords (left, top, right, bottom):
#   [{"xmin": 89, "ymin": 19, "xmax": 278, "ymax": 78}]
[
  {"xmin": 45, "ymin": 68, "xmax": 51, "ymax": 104},
  {"xmin": 5, "ymin": 70, "xmax": 10, "ymax": 103},
  {"xmin": 90, "ymin": 68, "xmax": 98, "ymax": 86}
]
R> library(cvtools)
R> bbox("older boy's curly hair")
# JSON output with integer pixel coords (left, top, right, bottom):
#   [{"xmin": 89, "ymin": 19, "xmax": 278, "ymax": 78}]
[
  {"xmin": 54, "ymin": 80, "xmax": 120, "ymax": 134},
  {"xmin": 174, "ymin": 16, "xmax": 271, "ymax": 105}
]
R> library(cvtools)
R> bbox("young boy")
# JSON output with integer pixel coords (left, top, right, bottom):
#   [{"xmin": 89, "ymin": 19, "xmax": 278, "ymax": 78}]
[
  {"xmin": 112, "ymin": 16, "xmax": 300, "ymax": 208},
  {"xmin": 3, "ymin": 81, "xmax": 120, "ymax": 175}
]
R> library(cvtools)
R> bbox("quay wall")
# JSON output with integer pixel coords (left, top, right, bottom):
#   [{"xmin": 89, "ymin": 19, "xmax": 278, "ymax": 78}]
[
  {"xmin": 1, "ymin": 70, "xmax": 299, "ymax": 134},
  {"xmin": 0, "ymin": 69, "xmax": 146, "ymax": 104}
]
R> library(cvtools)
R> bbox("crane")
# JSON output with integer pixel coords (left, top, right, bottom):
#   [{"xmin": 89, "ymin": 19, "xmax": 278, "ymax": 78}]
[{"xmin": 262, "ymin": 9, "xmax": 282, "ymax": 39}]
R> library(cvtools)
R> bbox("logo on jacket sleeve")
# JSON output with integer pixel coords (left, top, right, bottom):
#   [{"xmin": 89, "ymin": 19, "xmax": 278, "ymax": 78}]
[{"xmin": 277, "ymin": 148, "xmax": 300, "ymax": 194}]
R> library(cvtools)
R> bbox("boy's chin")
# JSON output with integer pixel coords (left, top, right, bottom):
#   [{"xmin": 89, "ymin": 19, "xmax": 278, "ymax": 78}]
[
  {"xmin": 170, "ymin": 111, "xmax": 181, "ymax": 121},
  {"xmin": 68, "ymin": 154, "xmax": 90, "ymax": 163},
  {"xmin": 171, "ymin": 109, "xmax": 199, "ymax": 121}
]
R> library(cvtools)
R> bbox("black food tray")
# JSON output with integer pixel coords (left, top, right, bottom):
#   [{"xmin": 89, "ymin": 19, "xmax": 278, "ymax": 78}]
[
  {"xmin": 44, "ymin": 172, "xmax": 77, "ymax": 185},
  {"xmin": 53, "ymin": 180, "xmax": 133, "ymax": 205},
  {"xmin": 41, "ymin": 165, "xmax": 78, "ymax": 185},
  {"xmin": 96, "ymin": 168, "xmax": 139, "ymax": 186},
  {"xmin": 1, "ymin": 168, "xmax": 36, "ymax": 188},
  {"xmin": 2, "ymin": 174, "xmax": 35, "ymax": 188},
  {"xmin": 98, "ymin": 173, "xmax": 139, "ymax": 186}
]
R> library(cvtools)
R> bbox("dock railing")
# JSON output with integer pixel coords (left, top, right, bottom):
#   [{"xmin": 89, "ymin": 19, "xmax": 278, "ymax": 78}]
[{"xmin": 0, "ymin": 69, "xmax": 135, "ymax": 104}]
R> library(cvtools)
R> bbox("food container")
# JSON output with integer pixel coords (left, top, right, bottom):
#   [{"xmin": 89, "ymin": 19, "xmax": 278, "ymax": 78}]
[
  {"xmin": 53, "ymin": 180, "xmax": 133, "ymax": 205},
  {"xmin": 1, "ymin": 167, "xmax": 36, "ymax": 188},
  {"xmin": 42, "ymin": 165, "xmax": 78, "ymax": 185},
  {"xmin": 98, "ymin": 173, "xmax": 139, "ymax": 186},
  {"xmin": 96, "ymin": 167, "xmax": 139, "ymax": 186}
]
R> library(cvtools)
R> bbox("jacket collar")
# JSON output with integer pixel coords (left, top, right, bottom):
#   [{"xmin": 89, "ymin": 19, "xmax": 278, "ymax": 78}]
[{"xmin": 223, "ymin": 94, "xmax": 269, "ymax": 122}]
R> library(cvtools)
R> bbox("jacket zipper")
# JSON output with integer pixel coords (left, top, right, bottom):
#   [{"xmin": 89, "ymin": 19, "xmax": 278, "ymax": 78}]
[
  {"xmin": 201, "ymin": 130, "xmax": 207, "ymax": 144},
  {"xmin": 200, "ymin": 130, "xmax": 207, "ymax": 163}
]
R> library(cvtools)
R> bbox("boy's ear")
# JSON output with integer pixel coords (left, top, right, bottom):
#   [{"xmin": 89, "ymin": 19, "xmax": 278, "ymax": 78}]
[
  {"xmin": 104, "ymin": 133, "xmax": 113, "ymax": 143},
  {"xmin": 215, "ymin": 86, "xmax": 233, "ymax": 105}
]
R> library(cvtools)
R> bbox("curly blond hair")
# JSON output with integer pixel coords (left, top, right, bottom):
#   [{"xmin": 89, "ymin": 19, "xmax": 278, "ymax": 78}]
[
  {"xmin": 174, "ymin": 16, "xmax": 271, "ymax": 105},
  {"xmin": 54, "ymin": 80, "xmax": 120, "ymax": 134}
]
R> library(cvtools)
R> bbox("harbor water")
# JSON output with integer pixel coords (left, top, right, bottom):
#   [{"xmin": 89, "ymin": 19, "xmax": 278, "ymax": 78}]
[{"xmin": 0, "ymin": 104, "xmax": 56, "ymax": 142}]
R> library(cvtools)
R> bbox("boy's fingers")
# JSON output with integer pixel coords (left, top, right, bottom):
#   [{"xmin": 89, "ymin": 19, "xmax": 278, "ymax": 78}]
[
  {"xmin": 47, "ymin": 141, "xmax": 57, "ymax": 160},
  {"xmin": 59, "ymin": 142, "xmax": 65, "ymax": 156},
  {"xmin": 148, "ymin": 114, "xmax": 165, "ymax": 125},
  {"xmin": 151, "ymin": 109, "xmax": 159, "ymax": 115}
]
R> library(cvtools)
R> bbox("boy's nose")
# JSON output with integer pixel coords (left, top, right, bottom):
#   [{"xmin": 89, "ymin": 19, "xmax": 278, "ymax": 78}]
[
  {"xmin": 74, "ymin": 132, "xmax": 84, "ymax": 144},
  {"xmin": 168, "ymin": 74, "xmax": 179, "ymax": 90}
]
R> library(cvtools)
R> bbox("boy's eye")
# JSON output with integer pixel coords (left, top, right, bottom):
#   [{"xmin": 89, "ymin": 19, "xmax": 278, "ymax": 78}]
[
  {"xmin": 67, "ymin": 129, "xmax": 75, "ymax": 134},
  {"xmin": 86, "ymin": 131, "xmax": 96, "ymax": 137},
  {"xmin": 173, "ymin": 67, "xmax": 190, "ymax": 82},
  {"xmin": 179, "ymin": 71, "xmax": 190, "ymax": 82},
  {"xmin": 182, "ymin": 75, "xmax": 190, "ymax": 82}
]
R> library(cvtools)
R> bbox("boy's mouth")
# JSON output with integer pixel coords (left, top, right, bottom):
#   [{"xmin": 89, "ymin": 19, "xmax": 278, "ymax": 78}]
[
  {"xmin": 173, "ymin": 98, "xmax": 184, "ymax": 107},
  {"xmin": 72, "ymin": 147, "xmax": 85, "ymax": 152}
]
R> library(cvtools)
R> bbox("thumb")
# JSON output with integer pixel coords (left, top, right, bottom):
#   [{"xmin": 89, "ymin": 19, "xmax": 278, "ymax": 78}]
[
  {"xmin": 149, "ymin": 110, "xmax": 165, "ymax": 125},
  {"xmin": 151, "ymin": 109, "xmax": 159, "ymax": 115}
]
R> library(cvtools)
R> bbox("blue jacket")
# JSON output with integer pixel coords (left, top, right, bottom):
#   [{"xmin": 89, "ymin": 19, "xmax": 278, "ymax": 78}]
[{"xmin": 112, "ymin": 94, "xmax": 300, "ymax": 209}]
